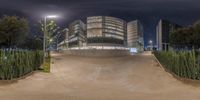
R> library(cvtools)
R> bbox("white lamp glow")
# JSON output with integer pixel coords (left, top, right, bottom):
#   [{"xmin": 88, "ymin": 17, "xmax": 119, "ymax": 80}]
[
  {"xmin": 46, "ymin": 15, "xmax": 58, "ymax": 18},
  {"xmin": 149, "ymin": 40, "xmax": 153, "ymax": 44}
]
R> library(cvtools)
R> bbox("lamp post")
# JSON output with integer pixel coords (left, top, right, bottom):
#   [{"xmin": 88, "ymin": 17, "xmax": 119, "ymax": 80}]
[{"xmin": 43, "ymin": 15, "xmax": 58, "ymax": 64}]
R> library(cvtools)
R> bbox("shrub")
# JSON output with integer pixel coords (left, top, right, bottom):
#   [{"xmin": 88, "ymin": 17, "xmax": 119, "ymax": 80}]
[
  {"xmin": 154, "ymin": 50, "xmax": 200, "ymax": 80},
  {"xmin": 0, "ymin": 49, "xmax": 43, "ymax": 80},
  {"xmin": 42, "ymin": 56, "xmax": 51, "ymax": 73}
]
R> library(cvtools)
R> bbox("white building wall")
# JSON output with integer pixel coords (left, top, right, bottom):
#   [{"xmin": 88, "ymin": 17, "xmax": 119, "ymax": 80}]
[
  {"xmin": 127, "ymin": 20, "xmax": 144, "ymax": 51},
  {"xmin": 156, "ymin": 20, "xmax": 162, "ymax": 51}
]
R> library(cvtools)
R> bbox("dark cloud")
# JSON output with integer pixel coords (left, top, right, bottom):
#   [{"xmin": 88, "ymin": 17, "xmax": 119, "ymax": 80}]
[{"xmin": 0, "ymin": 0, "xmax": 200, "ymax": 45}]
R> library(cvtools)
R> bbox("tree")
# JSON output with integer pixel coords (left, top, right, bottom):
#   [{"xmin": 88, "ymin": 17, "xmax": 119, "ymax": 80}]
[
  {"xmin": 39, "ymin": 20, "xmax": 59, "ymax": 50},
  {"xmin": 19, "ymin": 36, "xmax": 43, "ymax": 50},
  {"xmin": 192, "ymin": 21, "xmax": 200, "ymax": 48},
  {"xmin": 170, "ymin": 20, "xmax": 200, "ymax": 49},
  {"xmin": 39, "ymin": 19, "xmax": 60, "ymax": 58},
  {"xmin": 0, "ymin": 16, "xmax": 29, "ymax": 48}
]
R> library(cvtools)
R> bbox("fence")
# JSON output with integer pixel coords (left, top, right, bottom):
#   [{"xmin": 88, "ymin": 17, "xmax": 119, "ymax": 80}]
[{"xmin": 0, "ymin": 49, "xmax": 43, "ymax": 80}]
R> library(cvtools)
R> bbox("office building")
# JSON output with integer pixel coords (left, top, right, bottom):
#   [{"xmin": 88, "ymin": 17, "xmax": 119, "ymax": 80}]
[
  {"xmin": 127, "ymin": 20, "xmax": 144, "ymax": 51},
  {"xmin": 58, "ymin": 28, "xmax": 69, "ymax": 50},
  {"xmin": 87, "ymin": 16, "xmax": 127, "ymax": 47},
  {"xmin": 156, "ymin": 19, "xmax": 182, "ymax": 51},
  {"xmin": 68, "ymin": 20, "xmax": 86, "ymax": 47}
]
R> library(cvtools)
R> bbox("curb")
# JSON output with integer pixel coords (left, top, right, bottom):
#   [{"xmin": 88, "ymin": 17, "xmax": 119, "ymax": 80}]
[{"xmin": 0, "ymin": 70, "xmax": 42, "ymax": 82}]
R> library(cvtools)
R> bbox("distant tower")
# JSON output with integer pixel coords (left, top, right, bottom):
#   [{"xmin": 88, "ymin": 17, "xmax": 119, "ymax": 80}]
[
  {"xmin": 127, "ymin": 20, "xmax": 144, "ymax": 51},
  {"xmin": 156, "ymin": 19, "xmax": 182, "ymax": 51}
]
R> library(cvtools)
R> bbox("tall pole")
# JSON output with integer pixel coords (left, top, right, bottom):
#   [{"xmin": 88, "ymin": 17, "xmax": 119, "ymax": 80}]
[{"xmin": 43, "ymin": 17, "xmax": 47, "ymax": 64}]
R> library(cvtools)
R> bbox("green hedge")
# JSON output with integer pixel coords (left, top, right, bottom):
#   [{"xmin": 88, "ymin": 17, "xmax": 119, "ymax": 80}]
[
  {"xmin": 0, "ymin": 49, "xmax": 43, "ymax": 80},
  {"xmin": 154, "ymin": 50, "xmax": 200, "ymax": 80}
]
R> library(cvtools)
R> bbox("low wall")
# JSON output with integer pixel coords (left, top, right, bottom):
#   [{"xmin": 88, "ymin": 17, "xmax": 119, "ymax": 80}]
[{"xmin": 62, "ymin": 49, "xmax": 130, "ymax": 57}]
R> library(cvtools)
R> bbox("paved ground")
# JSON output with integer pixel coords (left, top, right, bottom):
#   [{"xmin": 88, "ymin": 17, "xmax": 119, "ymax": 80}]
[{"xmin": 0, "ymin": 52, "xmax": 200, "ymax": 100}]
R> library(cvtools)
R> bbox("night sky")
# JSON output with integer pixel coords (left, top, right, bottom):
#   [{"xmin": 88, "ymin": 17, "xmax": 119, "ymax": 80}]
[{"xmin": 0, "ymin": 0, "xmax": 200, "ymax": 46}]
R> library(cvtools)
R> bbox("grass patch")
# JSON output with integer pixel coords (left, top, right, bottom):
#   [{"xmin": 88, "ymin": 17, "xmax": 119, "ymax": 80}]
[{"xmin": 42, "ymin": 56, "xmax": 51, "ymax": 73}]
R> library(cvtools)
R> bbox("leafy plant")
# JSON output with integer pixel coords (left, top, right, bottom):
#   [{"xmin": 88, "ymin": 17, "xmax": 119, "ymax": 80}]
[
  {"xmin": 0, "ymin": 49, "xmax": 43, "ymax": 80},
  {"xmin": 0, "ymin": 16, "xmax": 29, "ymax": 48},
  {"xmin": 42, "ymin": 56, "xmax": 51, "ymax": 73},
  {"xmin": 154, "ymin": 50, "xmax": 200, "ymax": 80}
]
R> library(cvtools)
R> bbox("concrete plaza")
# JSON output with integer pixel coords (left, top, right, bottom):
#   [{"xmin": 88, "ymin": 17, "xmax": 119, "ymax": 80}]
[{"xmin": 0, "ymin": 52, "xmax": 200, "ymax": 100}]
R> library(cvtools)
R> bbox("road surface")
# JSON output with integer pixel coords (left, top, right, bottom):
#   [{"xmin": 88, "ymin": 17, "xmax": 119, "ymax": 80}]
[{"xmin": 0, "ymin": 52, "xmax": 200, "ymax": 100}]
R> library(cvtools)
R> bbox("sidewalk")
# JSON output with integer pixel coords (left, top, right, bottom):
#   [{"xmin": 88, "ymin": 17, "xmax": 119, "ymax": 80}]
[{"xmin": 0, "ymin": 52, "xmax": 200, "ymax": 100}]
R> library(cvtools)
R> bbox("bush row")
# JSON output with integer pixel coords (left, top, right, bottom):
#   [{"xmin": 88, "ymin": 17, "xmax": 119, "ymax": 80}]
[
  {"xmin": 154, "ymin": 50, "xmax": 200, "ymax": 80},
  {"xmin": 0, "ymin": 49, "xmax": 43, "ymax": 80}
]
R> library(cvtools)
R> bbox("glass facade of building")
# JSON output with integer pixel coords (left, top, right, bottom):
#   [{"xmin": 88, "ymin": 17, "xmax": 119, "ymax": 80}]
[
  {"xmin": 87, "ymin": 16, "xmax": 127, "ymax": 46},
  {"xmin": 58, "ymin": 28, "xmax": 69, "ymax": 50},
  {"xmin": 156, "ymin": 19, "xmax": 182, "ymax": 51},
  {"xmin": 68, "ymin": 20, "xmax": 86, "ymax": 47}
]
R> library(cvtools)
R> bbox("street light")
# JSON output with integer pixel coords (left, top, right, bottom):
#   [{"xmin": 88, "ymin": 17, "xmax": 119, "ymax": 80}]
[
  {"xmin": 50, "ymin": 38, "xmax": 53, "ymax": 42},
  {"xmin": 149, "ymin": 40, "xmax": 153, "ymax": 51},
  {"xmin": 43, "ymin": 15, "xmax": 58, "ymax": 64},
  {"xmin": 149, "ymin": 40, "xmax": 153, "ymax": 44},
  {"xmin": 46, "ymin": 15, "xmax": 58, "ymax": 18}
]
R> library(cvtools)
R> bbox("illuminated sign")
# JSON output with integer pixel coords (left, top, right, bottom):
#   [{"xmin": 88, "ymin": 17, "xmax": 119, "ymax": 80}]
[{"xmin": 130, "ymin": 48, "xmax": 138, "ymax": 53}]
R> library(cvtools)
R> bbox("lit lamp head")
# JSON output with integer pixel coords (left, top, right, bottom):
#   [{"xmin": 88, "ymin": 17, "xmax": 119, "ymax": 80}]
[
  {"xmin": 50, "ymin": 38, "xmax": 53, "ymax": 42},
  {"xmin": 149, "ymin": 40, "xmax": 153, "ymax": 44},
  {"xmin": 46, "ymin": 15, "xmax": 58, "ymax": 19}
]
